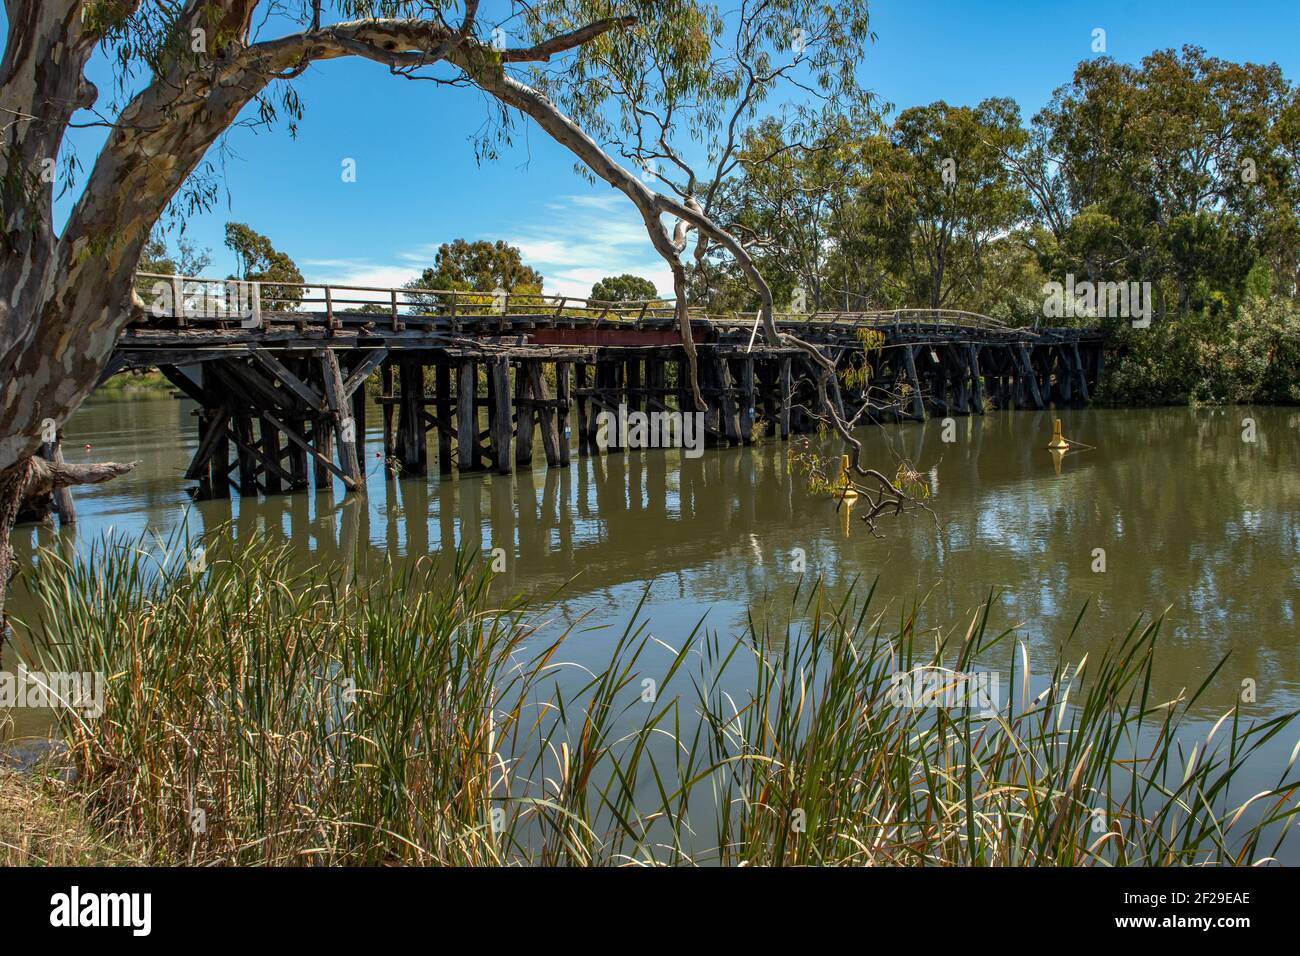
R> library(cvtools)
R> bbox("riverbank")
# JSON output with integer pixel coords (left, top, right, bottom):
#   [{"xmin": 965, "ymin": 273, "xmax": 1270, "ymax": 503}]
[
  {"xmin": 95, "ymin": 369, "xmax": 175, "ymax": 397},
  {"xmin": 1097, "ymin": 293, "xmax": 1300, "ymax": 406},
  {"xmin": 0, "ymin": 763, "xmax": 142, "ymax": 866}
]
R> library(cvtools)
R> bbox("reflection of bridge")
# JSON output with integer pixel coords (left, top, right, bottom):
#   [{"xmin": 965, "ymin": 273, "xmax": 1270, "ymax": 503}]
[
  {"xmin": 101, "ymin": 273, "xmax": 1105, "ymax": 500},
  {"xmin": 181, "ymin": 407, "xmax": 1080, "ymax": 606}
]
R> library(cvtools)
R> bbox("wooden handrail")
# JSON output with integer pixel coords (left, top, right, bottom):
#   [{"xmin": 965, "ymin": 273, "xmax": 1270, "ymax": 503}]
[{"xmin": 131, "ymin": 273, "xmax": 1021, "ymax": 331}]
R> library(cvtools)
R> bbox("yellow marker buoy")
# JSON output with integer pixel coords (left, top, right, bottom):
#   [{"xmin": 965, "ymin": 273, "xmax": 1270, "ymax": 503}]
[
  {"xmin": 1047, "ymin": 418, "xmax": 1070, "ymax": 451},
  {"xmin": 835, "ymin": 454, "xmax": 860, "ymax": 501}
]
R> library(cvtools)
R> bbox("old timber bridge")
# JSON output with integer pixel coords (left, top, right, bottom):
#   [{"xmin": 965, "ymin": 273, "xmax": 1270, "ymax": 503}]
[{"xmin": 101, "ymin": 274, "xmax": 1106, "ymax": 499}]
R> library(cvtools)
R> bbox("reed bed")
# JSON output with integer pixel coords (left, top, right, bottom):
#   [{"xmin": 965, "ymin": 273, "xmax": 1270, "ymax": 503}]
[{"xmin": 16, "ymin": 531, "xmax": 1299, "ymax": 866}]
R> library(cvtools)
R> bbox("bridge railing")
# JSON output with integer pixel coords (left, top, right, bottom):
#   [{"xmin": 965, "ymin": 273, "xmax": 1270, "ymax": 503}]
[
  {"xmin": 756, "ymin": 308, "xmax": 1011, "ymax": 331},
  {"xmin": 131, "ymin": 273, "xmax": 713, "ymax": 328},
  {"xmin": 130, "ymin": 274, "xmax": 1014, "ymax": 333}
]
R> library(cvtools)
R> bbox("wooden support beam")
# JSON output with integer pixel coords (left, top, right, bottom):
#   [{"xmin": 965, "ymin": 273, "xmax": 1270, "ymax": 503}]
[
  {"xmin": 94, "ymin": 354, "xmax": 128, "ymax": 389},
  {"xmin": 458, "ymin": 361, "xmax": 480, "ymax": 473},
  {"xmin": 261, "ymin": 418, "xmax": 283, "ymax": 494},
  {"xmin": 351, "ymin": 379, "xmax": 368, "ymax": 465},
  {"xmin": 1071, "ymin": 342, "xmax": 1091, "ymax": 403},
  {"xmin": 739, "ymin": 357, "xmax": 756, "ymax": 443},
  {"xmin": 556, "ymin": 361, "xmax": 572, "ymax": 466},
  {"xmin": 490, "ymin": 356, "xmax": 512, "ymax": 474},
  {"xmin": 716, "ymin": 357, "xmax": 742, "ymax": 444},
  {"xmin": 700, "ymin": 357, "xmax": 720, "ymax": 442},
  {"xmin": 1017, "ymin": 346, "xmax": 1045, "ymax": 409},
  {"xmin": 625, "ymin": 358, "xmax": 643, "ymax": 417},
  {"xmin": 284, "ymin": 362, "xmax": 309, "ymax": 490},
  {"xmin": 285, "ymin": 414, "xmax": 308, "ymax": 490},
  {"xmin": 313, "ymin": 417, "xmax": 334, "ymax": 489},
  {"xmin": 593, "ymin": 360, "xmax": 619, "ymax": 452},
  {"xmin": 246, "ymin": 345, "xmax": 324, "ymax": 410},
  {"xmin": 227, "ymin": 423, "xmax": 295, "ymax": 488},
  {"xmin": 380, "ymin": 361, "xmax": 395, "ymax": 465},
  {"xmin": 576, "ymin": 362, "xmax": 590, "ymax": 457},
  {"xmin": 515, "ymin": 360, "xmax": 536, "ymax": 468},
  {"xmin": 435, "ymin": 359, "xmax": 453, "ymax": 475},
  {"xmin": 233, "ymin": 414, "xmax": 259, "ymax": 495},
  {"xmin": 397, "ymin": 362, "xmax": 428, "ymax": 476},
  {"xmin": 186, "ymin": 406, "xmax": 231, "ymax": 481},
  {"xmin": 157, "ymin": 364, "xmax": 214, "ymax": 406},
  {"xmin": 215, "ymin": 359, "xmax": 297, "ymax": 413},
  {"xmin": 321, "ymin": 349, "xmax": 364, "ymax": 492},
  {"xmin": 531, "ymin": 362, "xmax": 561, "ymax": 468},
  {"xmin": 264, "ymin": 412, "xmax": 354, "ymax": 488},
  {"xmin": 212, "ymin": 424, "xmax": 231, "ymax": 499},
  {"xmin": 779, "ymin": 358, "xmax": 792, "ymax": 439},
  {"xmin": 946, "ymin": 346, "xmax": 969, "ymax": 414},
  {"xmin": 903, "ymin": 346, "xmax": 926, "ymax": 421},
  {"xmin": 966, "ymin": 345, "xmax": 985, "ymax": 414},
  {"xmin": 341, "ymin": 348, "xmax": 389, "ymax": 398}
]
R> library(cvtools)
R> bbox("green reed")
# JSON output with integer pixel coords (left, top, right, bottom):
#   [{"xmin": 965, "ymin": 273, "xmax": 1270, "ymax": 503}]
[{"xmin": 16, "ymin": 530, "xmax": 1299, "ymax": 865}]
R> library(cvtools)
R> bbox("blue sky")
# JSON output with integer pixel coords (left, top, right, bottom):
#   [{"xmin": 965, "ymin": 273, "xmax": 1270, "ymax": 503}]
[{"xmin": 31, "ymin": 0, "xmax": 1300, "ymax": 297}]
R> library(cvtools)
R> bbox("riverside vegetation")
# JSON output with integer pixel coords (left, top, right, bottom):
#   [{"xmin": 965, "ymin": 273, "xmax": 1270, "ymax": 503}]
[{"xmin": 8, "ymin": 530, "xmax": 1297, "ymax": 866}]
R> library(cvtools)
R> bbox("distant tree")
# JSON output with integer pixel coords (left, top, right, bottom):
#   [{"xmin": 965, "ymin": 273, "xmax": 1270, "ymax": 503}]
[
  {"xmin": 405, "ymin": 239, "xmax": 543, "ymax": 312},
  {"xmin": 1030, "ymin": 46, "xmax": 1299, "ymax": 317},
  {"xmin": 224, "ymin": 223, "xmax": 304, "ymax": 311},
  {"xmin": 888, "ymin": 98, "xmax": 1032, "ymax": 309},
  {"xmin": 590, "ymin": 274, "xmax": 658, "ymax": 301},
  {"xmin": 409, "ymin": 239, "xmax": 543, "ymax": 293}
]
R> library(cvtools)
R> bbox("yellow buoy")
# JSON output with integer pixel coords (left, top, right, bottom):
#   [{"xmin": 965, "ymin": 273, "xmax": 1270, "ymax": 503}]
[
  {"xmin": 1047, "ymin": 418, "xmax": 1070, "ymax": 451},
  {"xmin": 835, "ymin": 453, "xmax": 859, "ymax": 501}
]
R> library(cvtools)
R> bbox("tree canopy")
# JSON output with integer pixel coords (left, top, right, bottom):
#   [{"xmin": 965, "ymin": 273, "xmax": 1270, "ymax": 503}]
[
  {"xmin": 224, "ymin": 222, "xmax": 304, "ymax": 310},
  {"xmin": 697, "ymin": 46, "xmax": 1298, "ymax": 326},
  {"xmin": 408, "ymin": 239, "xmax": 544, "ymax": 294},
  {"xmin": 591, "ymin": 274, "xmax": 658, "ymax": 301}
]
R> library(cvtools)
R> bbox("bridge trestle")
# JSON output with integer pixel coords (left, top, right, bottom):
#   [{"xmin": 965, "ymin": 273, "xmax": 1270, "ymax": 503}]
[{"xmin": 93, "ymin": 317, "xmax": 1105, "ymax": 505}]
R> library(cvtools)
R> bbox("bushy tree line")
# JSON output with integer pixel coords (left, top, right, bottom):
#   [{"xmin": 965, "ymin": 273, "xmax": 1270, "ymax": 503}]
[{"xmin": 698, "ymin": 46, "xmax": 1300, "ymax": 404}]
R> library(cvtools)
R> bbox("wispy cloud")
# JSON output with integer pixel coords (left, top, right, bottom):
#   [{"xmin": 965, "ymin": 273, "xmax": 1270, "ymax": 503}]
[
  {"xmin": 505, "ymin": 194, "xmax": 671, "ymax": 298},
  {"xmin": 300, "ymin": 193, "xmax": 670, "ymax": 300},
  {"xmin": 300, "ymin": 260, "xmax": 420, "ymax": 300}
]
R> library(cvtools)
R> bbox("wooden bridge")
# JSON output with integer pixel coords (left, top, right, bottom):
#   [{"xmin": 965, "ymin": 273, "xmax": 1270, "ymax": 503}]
[{"xmin": 98, "ymin": 273, "xmax": 1106, "ymax": 500}]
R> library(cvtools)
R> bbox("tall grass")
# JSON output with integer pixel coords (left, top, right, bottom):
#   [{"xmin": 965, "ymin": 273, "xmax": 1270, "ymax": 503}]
[{"xmin": 18, "ymin": 531, "xmax": 1299, "ymax": 865}]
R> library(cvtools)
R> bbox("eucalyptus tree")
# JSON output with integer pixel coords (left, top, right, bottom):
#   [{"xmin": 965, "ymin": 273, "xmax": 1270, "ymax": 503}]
[
  {"xmin": 885, "ymin": 98, "xmax": 1030, "ymax": 309},
  {"xmin": 403, "ymin": 238, "xmax": 544, "ymax": 312},
  {"xmin": 224, "ymin": 222, "xmax": 304, "ymax": 309},
  {"xmin": 590, "ymin": 273, "xmax": 656, "ymax": 301},
  {"xmin": 1031, "ymin": 47, "xmax": 1299, "ymax": 315}
]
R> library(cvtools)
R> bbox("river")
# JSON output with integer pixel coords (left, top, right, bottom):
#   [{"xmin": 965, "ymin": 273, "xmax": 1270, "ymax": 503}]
[{"xmin": 6, "ymin": 394, "xmax": 1300, "ymax": 804}]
